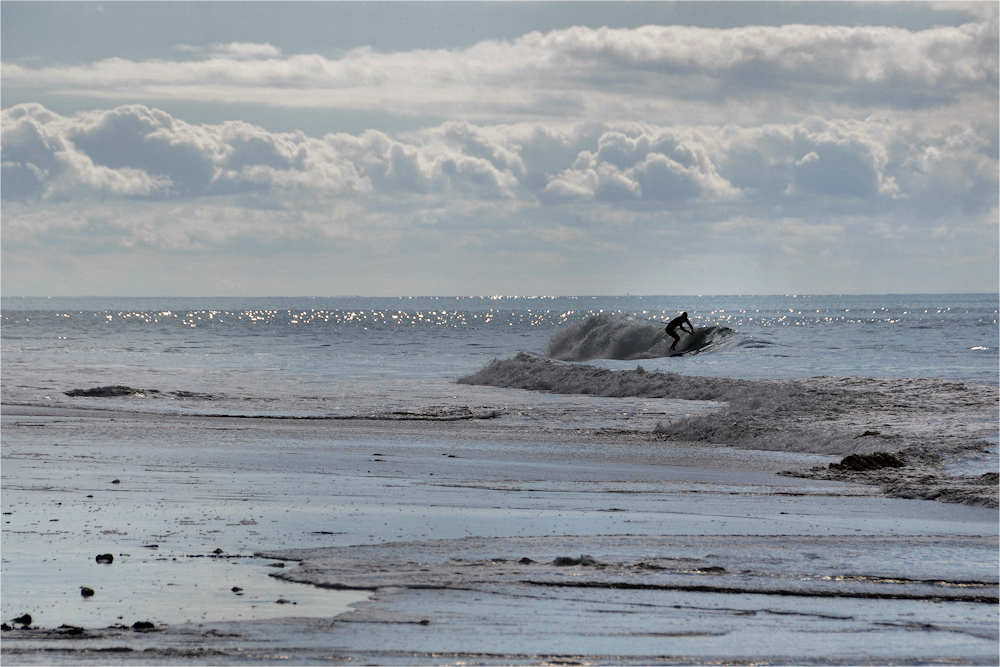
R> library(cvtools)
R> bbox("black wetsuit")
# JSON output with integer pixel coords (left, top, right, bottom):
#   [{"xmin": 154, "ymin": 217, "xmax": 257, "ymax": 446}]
[{"xmin": 665, "ymin": 314, "xmax": 693, "ymax": 350}]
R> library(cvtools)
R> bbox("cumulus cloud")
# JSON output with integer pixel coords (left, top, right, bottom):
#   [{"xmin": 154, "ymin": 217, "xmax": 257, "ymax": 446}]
[
  {"xmin": 3, "ymin": 104, "xmax": 995, "ymax": 222},
  {"xmin": 2, "ymin": 7, "xmax": 996, "ymax": 295},
  {"xmin": 0, "ymin": 106, "xmax": 560, "ymax": 207},
  {"xmin": 1, "ymin": 102, "xmax": 994, "ymax": 280},
  {"xmin": 544, "ymin": 128, "xmax": 745, "ymax": 204}
]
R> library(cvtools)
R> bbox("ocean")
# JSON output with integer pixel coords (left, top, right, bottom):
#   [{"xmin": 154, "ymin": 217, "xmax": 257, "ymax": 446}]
[
  {"xmin": 2, "ymin": 294, "xmax": 998, "ymax": 664},
  {"xmin": 3, "ymin": 294, "xmax": 997, "ymax": 419}
]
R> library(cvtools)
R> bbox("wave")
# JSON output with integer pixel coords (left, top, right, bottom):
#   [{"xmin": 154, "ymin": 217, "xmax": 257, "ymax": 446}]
[
  {"xmin": 458, "ymin": 353, "xmax": 998, "ymax": 506},
  {"xmin": 545, "ymin": 313, "xmax": 735, "ymax": 361},
  {"xmin": 459, "ymin": 351, "xmax": 745, "ymax": 401}
]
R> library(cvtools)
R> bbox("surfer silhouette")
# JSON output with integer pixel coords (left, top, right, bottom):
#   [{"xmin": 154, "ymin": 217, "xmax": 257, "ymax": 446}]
[{"xmin": 665, "ymin": 312, "xmax": 695, "ymax": 351}]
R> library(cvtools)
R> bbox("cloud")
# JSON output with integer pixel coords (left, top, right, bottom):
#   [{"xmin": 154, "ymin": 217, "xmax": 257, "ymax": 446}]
[
  {"xmin": 3, "ymin": 101, "xmax": 995, "ymax": 294},
  {"xmin": 543, "ymin": 138, "xmax": 740, "ymax": 205},
  {"xmin": 2, "ymin": 6, "xmax": 996, "ymax": 296},
  {"xmin": 0, "ymin": 104, "xmax": 174, "ymax": 200},
  {"xmin": 0, "ymin": 102, "xmax": 993, "ymax": 293},
  {"xmin": 3, "ymin": 104, "xmax": 995, "ymax": 222},
  {"xmin": 3, "ymin": 17, "xmax": 995, "ymax": 125},
  {"xmin": 212, "ymin": 42, "xmax": 283, "ymax": 59},
  {"xmin": 172, "ymin": 42, "xmax": 283, "ymax": 59}
]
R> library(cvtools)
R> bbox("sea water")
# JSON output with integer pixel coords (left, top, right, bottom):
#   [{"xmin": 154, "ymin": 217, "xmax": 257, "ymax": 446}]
[{"xmin": 2, "ymin": 294, "xmax": 997, "ymax": 423}]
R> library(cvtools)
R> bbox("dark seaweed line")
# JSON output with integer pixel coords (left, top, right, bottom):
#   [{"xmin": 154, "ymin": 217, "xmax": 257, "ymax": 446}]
[
  {"xmin": 520, "ymin": 579, "xmax": 999, "ymax": 604},
  {"xmin": 208, "ymin": 412, "xmax": 505, "ymax": 422}
]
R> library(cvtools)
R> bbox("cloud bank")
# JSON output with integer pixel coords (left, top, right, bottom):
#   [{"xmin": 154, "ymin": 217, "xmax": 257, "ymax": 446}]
[
  {"xmin": 4, "ymin": 104, "xmax": 993, "ymax": 219},
  {"xmin": 2, "ymin": 10, "xmax": 997, "ymax": 295},
  {"xmin": 4, "ymin": 20, "xmax": 997, "ymax": 123}
]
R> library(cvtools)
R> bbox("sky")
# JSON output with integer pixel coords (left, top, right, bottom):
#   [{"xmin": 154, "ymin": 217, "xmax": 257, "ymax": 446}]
[{"xmin": 2, "ymin": 1, "xmax": 997, "ymax": 297}]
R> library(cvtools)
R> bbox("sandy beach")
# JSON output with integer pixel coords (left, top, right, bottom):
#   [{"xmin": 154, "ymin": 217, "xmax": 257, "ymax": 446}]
[{"xmin": 3, "ymin": 402, "xmax": 997, "ymax": 665}]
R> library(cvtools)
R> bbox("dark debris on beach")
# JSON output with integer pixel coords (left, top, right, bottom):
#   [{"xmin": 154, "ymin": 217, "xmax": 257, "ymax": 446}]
[{"xmin": 786, "ymin": 446, "xmax": 999, "ymax": 509}]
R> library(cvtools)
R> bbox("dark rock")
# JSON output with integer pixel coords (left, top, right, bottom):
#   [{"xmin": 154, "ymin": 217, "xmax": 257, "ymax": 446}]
[
  {"xmin": 111, "ymin": 479, "xmax": 120, "ymax": 484},
  {"xmin": 829, "ymin": 451, "xmax": 905, "ymax": 471},
  {"xmin": 81, "ymin": 587, "xmax": 95, "ymax": 597},
  {"xmin": 232, "ymin": 587, "xmax": 243, "ymax": 593},
  {"xmin": 57, "ymin": 625, "xmax": 84, "ymax": 636},
  {"xmin": 695, "ymin": 566, "xmax": 727, "ymax": 573},
  {"xmin": 267, "ymin": 562, "xmax": 285, "ymax": 568},
  {"xmin": 275, "ymin": 598, "xmax": 291, "ymax": 604},
  {"xmin": 96, "ymin": 553, "xmax": 114, "ymax": 564},
  {"xmin": 212, "ymin": 548, "xmax": 224, "ymax": 555},
  {"xmin": 552, "ymin": 555, "xmax": 600, "ymax": 567},
  {"xmin": 518, "ymin": 557, "xmax": 536, "ymax": 564},
  {"xmin": 12, "ymin": 614, "xmax": 31, "ymax": 626},
  {"xmin": 1, "ymin": 623, "xmax": 11, "ymax": 631},
  {"xmin": 132, "ymin": 621, "xmax": 155, "ymax": 631}
]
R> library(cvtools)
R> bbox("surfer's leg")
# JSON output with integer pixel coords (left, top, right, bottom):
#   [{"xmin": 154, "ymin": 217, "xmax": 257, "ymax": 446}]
[{"xmin": 667, "ymin": 330, "xmax": 679, "ymax": 350}]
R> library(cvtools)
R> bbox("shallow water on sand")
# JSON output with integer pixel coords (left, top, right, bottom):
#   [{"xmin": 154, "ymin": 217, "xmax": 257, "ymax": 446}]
[
  {"xmin": 2, "ymin": 549, "xmax": 368, "ymax": 628},
  {"xmin": 3, "ymin": 406, "xmax": 997, "ymax": 664}
]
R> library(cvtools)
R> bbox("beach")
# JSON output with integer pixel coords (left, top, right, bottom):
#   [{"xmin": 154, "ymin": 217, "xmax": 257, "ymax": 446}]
[{"xmin": 3, "ymin": 397, "xmax": 997, "ymax": 664}]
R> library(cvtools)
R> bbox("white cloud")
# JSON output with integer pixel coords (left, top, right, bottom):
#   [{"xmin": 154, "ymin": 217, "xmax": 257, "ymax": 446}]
[
  {"xmin": 212, "ymin": 42, "xmax": 283, "ymax": 59},
  {"xmin": 3, "ymin": 17, "xmax": 995, "ymax": 126},
  {"xmin": 3, "ymin": 104, "xmax": 995, "ymax": 220},
  {"xmin": 2, "ymin": 5, "xmax": 997, "ymax": 296}
]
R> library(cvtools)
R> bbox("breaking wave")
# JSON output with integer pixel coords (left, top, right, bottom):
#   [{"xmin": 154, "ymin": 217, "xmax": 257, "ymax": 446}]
[
  {"xmin": 545, "ymin": 313, "xmax": 735, "ymax": 361},
  {"xmin": 458, "ymin": 353, "xmax": 999, "ymax": 507}
]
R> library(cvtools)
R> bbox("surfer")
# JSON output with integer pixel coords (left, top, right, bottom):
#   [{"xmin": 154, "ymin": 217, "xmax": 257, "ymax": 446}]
[{"xmin": 665, "ymin": 312, "xmax": 695, "ymax": 351}]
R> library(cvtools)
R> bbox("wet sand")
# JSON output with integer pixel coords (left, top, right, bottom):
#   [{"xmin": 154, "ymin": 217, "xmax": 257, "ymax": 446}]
[{"xmin": 2, "ymin": 404, "xmax": 997, "ymax": 664}]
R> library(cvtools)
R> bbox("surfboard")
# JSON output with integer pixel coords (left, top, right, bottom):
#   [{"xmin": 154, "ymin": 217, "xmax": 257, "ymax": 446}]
[{"xmin": 670, "ymin": 326, "xmax": 705, "ymax": 355}]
